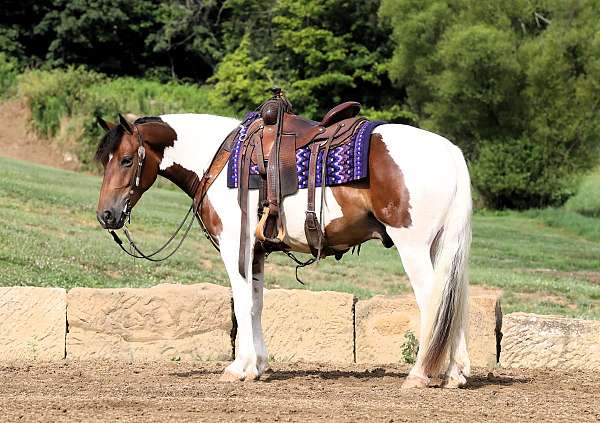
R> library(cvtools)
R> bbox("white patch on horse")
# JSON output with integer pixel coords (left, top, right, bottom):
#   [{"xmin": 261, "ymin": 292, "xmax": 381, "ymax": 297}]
[
  {"xmin": 159, "ymin": 114, "xmax": 239, "ymax": 175},
  {"xmin": 108, "ymin": 153, "xmax": 113, "ymax": 162},
  {"xmin": 281, "ymin": 187, "xmax": 344, "ymax": 252}
]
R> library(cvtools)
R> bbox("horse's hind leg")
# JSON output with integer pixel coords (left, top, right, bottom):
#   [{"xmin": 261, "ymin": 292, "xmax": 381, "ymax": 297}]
[
  {"xmin": 386, "ymin": 229, "xmax": 437, "ymax": 388},
  {"xmin": 442, "ymin": 328, "xmax": 470, "ymax": 388}
]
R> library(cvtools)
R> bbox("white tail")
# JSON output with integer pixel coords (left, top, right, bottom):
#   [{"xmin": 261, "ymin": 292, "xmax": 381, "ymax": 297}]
[{"xmin": 421, "ymin": 145, "xmax": 472, "ymax": 375}]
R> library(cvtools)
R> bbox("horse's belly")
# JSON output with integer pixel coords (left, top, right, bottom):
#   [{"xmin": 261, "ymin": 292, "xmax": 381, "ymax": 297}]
[{"xmin": 281, "ymin": 186, "xmax": 346, "ymax": 253}]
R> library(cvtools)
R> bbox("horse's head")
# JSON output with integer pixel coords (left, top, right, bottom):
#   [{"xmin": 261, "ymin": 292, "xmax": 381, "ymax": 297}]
[{"xmin": 95, "ymin": 114, "xmax": 176, "ymax": 229}]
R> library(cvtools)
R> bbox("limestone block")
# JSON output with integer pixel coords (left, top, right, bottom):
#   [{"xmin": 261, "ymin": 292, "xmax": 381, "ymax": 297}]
[
  {"xmin": 260, "ymin": 289, "xmax": 355, "ymax": 364},
  {"xmin": 0, "ymin": 287, "xmax": 66, "ymax": 360},
  {"xmin": 67, "ymin": 283, "xmax": 233, "ymax": 361},
  {"xmin": 500, "ymin": 313, "xmax": 600, "ymax": 370},
  {"xmin": 355, "ymin": 294, "xmax": 501, "ymax": 368}
]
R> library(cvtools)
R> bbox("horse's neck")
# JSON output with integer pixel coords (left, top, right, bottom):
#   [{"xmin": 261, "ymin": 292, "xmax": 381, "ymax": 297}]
[
  {"xmin": 157, "ymin": 113, "xmax": 240, "ymax": 198},
  {"xmin": 159, "ymin": 164, "xmax": 200, "ymax": 199}
]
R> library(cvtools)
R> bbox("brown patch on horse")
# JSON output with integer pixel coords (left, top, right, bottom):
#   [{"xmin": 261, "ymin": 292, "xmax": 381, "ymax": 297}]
[
  {"xmin": 323, "ymin": 133, "xmax": 411, "ymax": 249},
  {"xmin": 159, "ymin": 163, "xmax": 223, "ymax": 239},
  {"xmin": 200, "ymin": 196, "xmax": 223, "ymax": 238},
  {"xmin": 326, "ymin": 181, "xmax": 390, "ymax": 249},
  {"xmin": 368, "ymin": 134, "xmax": 412, "ymax": 228}
]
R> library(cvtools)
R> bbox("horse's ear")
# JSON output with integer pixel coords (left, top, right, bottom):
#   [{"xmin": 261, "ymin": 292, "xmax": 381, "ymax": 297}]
[
  {"xmin": 118, "ymin": 113, "xmax": 134, "ymax": 134},
  {"xmin": 96, "ymin": 116, "xmax": 114, "ymax": 132}
]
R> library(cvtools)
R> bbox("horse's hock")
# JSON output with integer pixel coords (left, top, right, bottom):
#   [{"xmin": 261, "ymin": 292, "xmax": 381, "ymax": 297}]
[{"xmin": 1, "ymin": 283, "xmax": 599, "ymax": 370}]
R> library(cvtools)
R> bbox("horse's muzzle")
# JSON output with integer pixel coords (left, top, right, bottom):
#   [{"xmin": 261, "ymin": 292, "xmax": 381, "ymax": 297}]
[{"xmin": 96, "ymin": 206, "xmax": 126, "ymax": 230}]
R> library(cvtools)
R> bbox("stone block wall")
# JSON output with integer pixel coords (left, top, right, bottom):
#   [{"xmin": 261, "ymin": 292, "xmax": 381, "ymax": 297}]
[
  {"xmin": 11, "ymin": 284, "xmax": 597, "ymax": 371},
  {"xmin": 261, "ymin": 289, "xmax": 355, "ymax": 363},
  {"xmin": 500, "ymin": 312, "xmax": 600, "ymax": 370},
  {"xmin": 67, "ymin": 283, "xmax": 233, "ymax": 361},
  {"xmin": 354, "ymin": 294, "xmax": 500, "ymax": 367},
  {"xmin": 0, "ymin": 287, "xmax": 66, "ymax": 360}
]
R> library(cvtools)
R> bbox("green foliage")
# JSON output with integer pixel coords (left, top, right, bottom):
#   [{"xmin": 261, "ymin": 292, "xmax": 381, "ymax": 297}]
[
  {"xmin": 17, "ymin": 67, "xmax": 105, "ymax": 137},
  {"xmin": 210, "ymin": 0, "xmax": 401, "ymax": 118},
  {"xmin": 3, "ymin": 0, "xmax": 224, "ymax": 80},
  {"xmin": 16, "ymin": 67, "xmax": 234, "ymax": 168},
  {"xmin": 471, "ymin": 137, "xmax": 576, "ymax": 208},
  {"xmin": 4, "ymin": 0, "xmax": 600, "ymax": 210},
  {"xmin": 145, "ymin": 1, "xmax": 224, "ymax": 78},
  {"xmin": 565, "ymin": 168, "xmax": 600, "ymax": 218},
  {"xmin": 209, "ymin": 35, "xmax": 275, "ymax": 113},
  {"xmin": 0, "ymin": 53, "xmax": 18, "ymax": 97},
  {"xmin": 401, "ymin": 330, "xmax": 419, "ymax": 364},
  {"xmin": 380, "ymin": 0, "xmax": 600, "ymax": 208}
]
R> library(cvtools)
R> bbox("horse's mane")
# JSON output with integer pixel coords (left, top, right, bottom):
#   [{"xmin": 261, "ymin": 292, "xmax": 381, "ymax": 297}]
[{"xmin": 94, "ymin": 116, "xmax": 163, "ymax": 163}]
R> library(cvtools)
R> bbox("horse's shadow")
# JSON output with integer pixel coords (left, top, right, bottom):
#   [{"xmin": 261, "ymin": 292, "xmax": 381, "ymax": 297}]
[
  {"xmin": 170, "ymin": 367, "xmax": 529, "ymax": 389},
  {"xmin": 261, "ymin": 367, "xmax": 405, "ymax": 381},
  {"xmin": 463, "ymin": 372, "xmax": 531, "ymax": 390}
]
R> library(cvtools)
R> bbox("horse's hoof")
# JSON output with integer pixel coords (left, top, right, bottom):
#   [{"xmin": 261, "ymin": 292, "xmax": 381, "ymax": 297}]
[
  {"xmin": 401, "ymin": 374, "xmax": 429, "ymax": 389},
  {"xmin": 244, "ymin": 369, "xmax": 260, "ymax": 382},
  {"xmin": 219, "ymin": 368, "xmax": 242, "ymax": 382},
  {"xmin": 442, "ymin": 375, "xmax": 467, "ymax": 389}
]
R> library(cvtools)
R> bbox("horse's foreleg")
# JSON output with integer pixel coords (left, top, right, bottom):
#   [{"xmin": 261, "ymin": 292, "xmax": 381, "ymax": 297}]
[
  {"xmin": 250, "ymin": 247, "xmax": 268, "ymax": 375},
  {"xmin": 219, "ymin": 234, "xmax": 267, "ymax": 382}
]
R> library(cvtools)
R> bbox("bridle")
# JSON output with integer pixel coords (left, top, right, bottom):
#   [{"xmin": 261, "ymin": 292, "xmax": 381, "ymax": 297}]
[{"xmin": 108, "ymin": 121, "xmax": 229, "ymax": 261}]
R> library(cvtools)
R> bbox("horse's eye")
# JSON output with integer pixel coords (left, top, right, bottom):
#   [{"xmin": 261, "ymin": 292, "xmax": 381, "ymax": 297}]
[{"xmin": 120, "ymin": 156, "xmax": 133, "ymax": 167}]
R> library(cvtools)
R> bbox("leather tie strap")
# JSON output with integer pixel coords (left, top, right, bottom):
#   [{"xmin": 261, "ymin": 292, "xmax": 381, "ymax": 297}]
[
  {"xmin": 304, "ymin": 141, "xmax": 325, "ymax": 257},
  {"xmin": 238, "ymin": 137, "xmax": 256, "ymax": 277}
]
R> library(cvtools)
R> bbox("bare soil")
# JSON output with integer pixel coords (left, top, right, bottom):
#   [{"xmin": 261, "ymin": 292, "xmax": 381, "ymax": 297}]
[
  {"xmin": 0, "ymin": 100, "xmax": 79, "ymax": 170},
  {"xmin": 0, "ymin": 361, "xmax": 598, "ymax": 422}
]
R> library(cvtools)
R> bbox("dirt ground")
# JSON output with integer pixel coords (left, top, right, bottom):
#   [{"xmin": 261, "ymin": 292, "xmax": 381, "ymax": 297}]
[
  {"xmin": 0, "ymin": 100, "xmax": 79, "ymax": 170},
  {"xmin": 0, "ymin": 361, "xmax": 598, "ymax": 422}
]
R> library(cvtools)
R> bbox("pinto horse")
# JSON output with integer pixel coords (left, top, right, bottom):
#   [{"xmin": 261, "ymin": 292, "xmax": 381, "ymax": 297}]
[{"xmin": 95, "ymin": 112, "xmax": 472, "ymax": 388}]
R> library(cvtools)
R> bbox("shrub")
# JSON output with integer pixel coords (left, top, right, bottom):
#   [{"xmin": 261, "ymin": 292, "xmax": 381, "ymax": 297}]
[
  {"xmin": 16, "ymin": 67, "xmax": 235, "ymax": 169},
  {"xmin": 470, "ymin": 137, "xmax": 577, "ymax": 209},
  {"xmin": 564, "ymin": 169, "xmax": 600, "ymax": 217},
  {"xmin": 17, "ymin": 67, "xmax": 105, "ymax": 137},
  {"xmin": 0, "ymin": 53, "xmax": 18, "ymax": 97},
  {"xmin": 401, "ymin": 330, "xmax": 419, "ymax": 364}
]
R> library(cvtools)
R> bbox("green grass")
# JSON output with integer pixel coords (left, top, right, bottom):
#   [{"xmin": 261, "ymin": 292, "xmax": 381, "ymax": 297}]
[{"xmin": 2, "ymin": 157, "xmax": 600, "ymax": 318}]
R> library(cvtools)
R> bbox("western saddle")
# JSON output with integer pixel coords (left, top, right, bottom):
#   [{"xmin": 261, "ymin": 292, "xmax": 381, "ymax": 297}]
[{"xmin": 236, "ymin": 88, "xmax": 367, "ymax": 276}]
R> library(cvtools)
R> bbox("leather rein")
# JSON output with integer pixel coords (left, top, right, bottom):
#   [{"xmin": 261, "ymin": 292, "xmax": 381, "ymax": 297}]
[{"xmin": 108, "ymin": 122, "xmax": 240, "ymax": 261}]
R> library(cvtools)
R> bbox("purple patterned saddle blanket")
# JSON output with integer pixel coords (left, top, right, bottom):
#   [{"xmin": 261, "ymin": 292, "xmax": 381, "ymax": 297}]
[{"xmin": 227, "ymin": 114, "xmax": 384, "ymax": 189}]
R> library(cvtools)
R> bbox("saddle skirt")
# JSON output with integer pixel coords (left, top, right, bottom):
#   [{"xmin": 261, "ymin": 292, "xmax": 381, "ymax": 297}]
[{"xmin": 227, "ymin": 115, "xmax": 384, "ymax": 190}]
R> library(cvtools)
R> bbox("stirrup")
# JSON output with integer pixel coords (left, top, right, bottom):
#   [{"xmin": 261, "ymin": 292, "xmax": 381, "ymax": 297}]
[{"xmin": 256, "ymin": 206, "xmax": 285, "ymax": 244}]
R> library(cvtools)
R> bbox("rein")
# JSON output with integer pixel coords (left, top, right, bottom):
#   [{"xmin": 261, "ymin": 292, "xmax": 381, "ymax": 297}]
[{"xmin": 107, "ymin": 122, "xmax": 241, "ymax": 261}]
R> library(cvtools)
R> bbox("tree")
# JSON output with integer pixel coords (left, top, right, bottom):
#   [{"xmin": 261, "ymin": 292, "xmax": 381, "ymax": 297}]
[
  {"xmin": 210, "ymin": 0, "xmax": 406, "ymax": 119},
  {"xmin": 380, "ymin": 0, "xmax": 600, "ymax": 207}
]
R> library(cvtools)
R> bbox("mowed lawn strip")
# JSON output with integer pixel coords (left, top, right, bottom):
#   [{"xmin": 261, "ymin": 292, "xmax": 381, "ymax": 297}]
[{"xmin": 1, "ymin": 157, "xmax": 599, "ymax": 318}]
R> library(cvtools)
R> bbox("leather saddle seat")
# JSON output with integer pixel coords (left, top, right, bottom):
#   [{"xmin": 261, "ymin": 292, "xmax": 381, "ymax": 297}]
[{"xmin": 249, "ymin": 101, "xmax": 363, "ymax": 164}]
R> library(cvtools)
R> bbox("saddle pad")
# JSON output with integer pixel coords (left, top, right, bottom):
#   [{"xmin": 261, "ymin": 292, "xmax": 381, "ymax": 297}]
[{"xmin": 227, "ymin": 115, "xmax": 384, "ymax": 189}]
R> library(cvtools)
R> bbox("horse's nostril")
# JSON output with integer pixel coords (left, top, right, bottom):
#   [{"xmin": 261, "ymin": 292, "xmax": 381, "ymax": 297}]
[{"xmin": 103, "ymin": 210, "xmax": 113, "ymax": 222}]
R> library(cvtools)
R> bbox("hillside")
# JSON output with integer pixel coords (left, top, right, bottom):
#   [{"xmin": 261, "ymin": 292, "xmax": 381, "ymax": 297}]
[{"xmin": 0, "ymin": 100, "xmax": 80, "ymax": 171}]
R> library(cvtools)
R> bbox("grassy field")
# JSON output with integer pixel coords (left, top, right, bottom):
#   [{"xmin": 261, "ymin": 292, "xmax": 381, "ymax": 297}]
[{"xmin": 1, "ymin": 157, "xmax": 600, "ymax": 318}]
